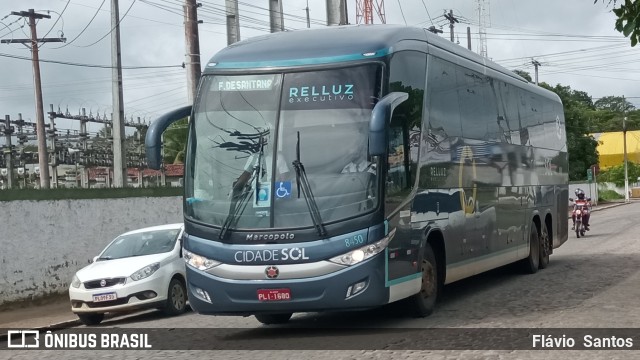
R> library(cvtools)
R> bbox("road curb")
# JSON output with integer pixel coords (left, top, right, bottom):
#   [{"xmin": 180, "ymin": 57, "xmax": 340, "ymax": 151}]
[{"xmin": 567, "ymin": 201, "xmax": 628, "ymax": 219}]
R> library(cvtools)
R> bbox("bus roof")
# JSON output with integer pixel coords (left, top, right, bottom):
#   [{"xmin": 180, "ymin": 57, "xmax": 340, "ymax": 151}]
[{"xmin": 204, "ymin": 24, "xmax": 560, "ymax": 102}]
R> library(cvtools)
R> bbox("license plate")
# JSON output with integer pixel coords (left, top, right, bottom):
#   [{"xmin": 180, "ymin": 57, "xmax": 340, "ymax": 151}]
[
  {"xmin": 92, "ymin": 292, "xmax": 117, "ymax": 302},
  {"xmin": 257, "ymin": 288, "xmax": 291, "ymax": 301}
]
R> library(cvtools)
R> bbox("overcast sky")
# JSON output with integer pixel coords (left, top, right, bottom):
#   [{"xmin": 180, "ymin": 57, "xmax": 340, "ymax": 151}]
[{"xmin": 0, "ymin": 0, "xmax": 632, "ymax": 138}]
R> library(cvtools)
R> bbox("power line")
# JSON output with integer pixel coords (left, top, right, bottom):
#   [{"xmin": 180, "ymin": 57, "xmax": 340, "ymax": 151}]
[
  {"xmin": 396, "ymin": 0, "xmax": 407, "ymax": 26},
  {"xmin": 76, "ymin": 0, "xmax": 137, "ymax": 48},
  {"xmin": 40, "ymin": 1, "xmax": 70, "ymax": 39},
  {"xmin": 0, "ymin": 51, "xmax": 183, "ymax": 69},
  {"xmin": 420, "ymin": 0, "xmax": 434, "ymax": 26},
  {"xmin": 50, "ymin": 0, "xmax": 106, "ymax": 49}
]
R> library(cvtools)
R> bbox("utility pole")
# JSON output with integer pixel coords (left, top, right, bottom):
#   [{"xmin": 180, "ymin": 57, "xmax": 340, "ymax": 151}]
[
  {"xmin": 47, "ymin": 106, "xmax": 58, "ymax": 188},
  {"xmin": 2, "ymin": 116, "xmax": 14, "ymax": 189},
  {"xmin": 532, "ymin": 59, "xmax": 541, "ymax": 85},
  {"xmin": 623, "ymin": 96, "xmax": 629, "ymax": 203},
  {"xmin": 1, "ymin": 9, "xmax": 66, "ymax": 189},
  {"xmin": 226, "ymin": 0, "xmax": 241, "ymax": 45},
  {"xmin": 184, "ymin": 0, "xmax": 202, "ymax": 104},
  {"xmin": 269, "ymin": 0, "xmax": 284, "ymax": 32},
  {"xmin": 327, "ymin": 0, "xmax": 348, "ymax": 25},
  {"xmin": 305, "ymin": 0, "xmax": 311, "ymax": 28},
  {"xmin": 111, "ymin": 0, "xmax": 127, "ymax": 188},
  {"xmin": 467, "ymin": 26, "xmax": 472, "ymax": 50},
  {"xmin": 444, "ymin": 10, "xmax": 459, "ymax": 43}
]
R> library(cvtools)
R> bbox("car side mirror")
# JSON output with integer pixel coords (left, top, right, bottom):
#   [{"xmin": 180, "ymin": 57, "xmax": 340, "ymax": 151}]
[
  {"xmin": 91, "ymin": 256, "xmax": 98, "ymax": 263},
  {"xmin": 368, "ymin": 92, "xmax": 409, "ymax": 156}
]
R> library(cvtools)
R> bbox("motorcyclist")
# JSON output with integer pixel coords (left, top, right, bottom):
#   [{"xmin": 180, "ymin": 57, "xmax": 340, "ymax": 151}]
[{"xmin": 571, "ymin": 188, "xmax": 591, "ymax": 231}]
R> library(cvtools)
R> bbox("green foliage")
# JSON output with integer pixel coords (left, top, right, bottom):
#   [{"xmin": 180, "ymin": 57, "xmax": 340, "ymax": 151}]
[
  {"xmin": 0, "ymin": 187, "xmax": 183, "ymax": 202},
  {"xmin": 539, "ymin": 83, "xmax": 599, "ymax": 181},
  {"xmin": 597, "ymin": 0, "xmax": 640, "ymax": 46},
  {"xmin": 598, "ymin": 189, "xmax": 624, "ymax": 201},
  {"xmin": 163, "ymin": 117, "xmax": 189, "ymax": 164},
  {"xmin": 513, "ymin": 70, "xmax": 532, "ymax": 82},
  {"xmin": 596, "ymin": 162, "xmax": 640, "ymax": 187}
]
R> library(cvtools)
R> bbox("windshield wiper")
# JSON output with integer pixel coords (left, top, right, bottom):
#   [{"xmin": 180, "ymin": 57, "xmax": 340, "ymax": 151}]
[
  {"xmin": 97, "ymin": 256, "xmax": 112, "ymax": 261},
  {"xmin": 291, "ymin": 131, "xmax": 327, "ymax": 237},
  {"xmin": 255, "ymin": 133, "xmax": 265, "ymax": 205},
  {"xmin": 219, "ymin": 170, "xmax": 256, "ymax": 240}
]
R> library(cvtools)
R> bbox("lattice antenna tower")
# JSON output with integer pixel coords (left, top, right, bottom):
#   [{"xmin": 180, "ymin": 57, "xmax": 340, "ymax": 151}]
[
  {"xmin": 355, "ymin": 0, "xmax": 386, "ymax": 24},
  {"xmin": 477, "ymin": 0, "xmax": 491, "ymax": 57}
]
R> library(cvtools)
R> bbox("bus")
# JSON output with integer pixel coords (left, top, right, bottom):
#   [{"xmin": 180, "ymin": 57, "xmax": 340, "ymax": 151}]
[{"xmin": 145, "ymin": 24, "xmax": 569, "ymax": 325}]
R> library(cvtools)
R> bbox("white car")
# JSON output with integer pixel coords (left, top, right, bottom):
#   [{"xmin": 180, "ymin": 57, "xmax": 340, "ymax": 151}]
[{"xmin": 69, "ymin": 223, "xmax": 187, "ymax": 325}]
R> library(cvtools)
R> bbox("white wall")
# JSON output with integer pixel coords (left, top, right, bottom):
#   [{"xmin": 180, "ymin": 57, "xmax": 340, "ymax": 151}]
[{"xmin": 0, "ymin": 197, "xmax": 183, "ymax": 305}]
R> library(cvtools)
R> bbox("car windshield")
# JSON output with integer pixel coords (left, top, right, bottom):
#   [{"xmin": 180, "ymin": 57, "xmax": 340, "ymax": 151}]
[
  {"xmin": 185, "ymin": 64, "xmax": 382, "ymax": 232},
  {"xmin": 98, "ymin": 228, "xmax": 181, "ymax": 260}
]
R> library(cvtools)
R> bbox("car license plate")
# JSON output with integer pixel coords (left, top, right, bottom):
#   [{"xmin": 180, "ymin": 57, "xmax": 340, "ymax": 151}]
[
  {"xmin": 92, "ymin": 292, "xmax": 117, "ymax": 302},
  {"xmin": 257, "ymin": 288, "xmax": 291, "ymax": 301}
]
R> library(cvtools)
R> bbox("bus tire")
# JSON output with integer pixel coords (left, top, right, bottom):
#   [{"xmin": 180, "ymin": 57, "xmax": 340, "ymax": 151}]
[
  {"xmin": 521, "ymin": 221, "xmax": 540, "ymax": 274},
  {"xmin": 539, "ymin": 221, "xmax": 550, "ymax": 269},
  {"xmin": 254, "ymin": 313, "xmax": 293, "ymax": 325},
  {"xmin": 407, "ymin": 242, "xmax": 439, "ymax": 317}
]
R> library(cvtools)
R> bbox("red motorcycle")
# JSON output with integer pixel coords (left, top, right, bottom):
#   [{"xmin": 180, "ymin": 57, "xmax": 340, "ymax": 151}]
[{"xmin": 570, "ymin": 197, "xmax": 591, "ymax": 238}]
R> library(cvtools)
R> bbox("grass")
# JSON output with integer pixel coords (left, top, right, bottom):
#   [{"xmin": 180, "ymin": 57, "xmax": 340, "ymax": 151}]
[{"xmin": 598, "ymin": 189, "xmax": 624, "ymax": 202}]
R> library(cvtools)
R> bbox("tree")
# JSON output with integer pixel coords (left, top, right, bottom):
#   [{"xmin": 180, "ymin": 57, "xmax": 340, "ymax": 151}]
[
  {"xmin": 598, "ymin": 162, "xmax": 640, "ymax": 187},
  {"xmin": 594, "ymin": 95, "xmax": 635, "ymax": 112},
  {"xmin": 513, "ymin": 69, "xmax": 532, "ymax": 82},
  {"xmin": 162, "ymin": 117, "xmax": 189, "ymax": 164},
  {"xmin": 597, "ymin": 0, "xmax": 640, "ymax": 46},
  {"xmin": 540, "ymin": 83, "xmax": 600, "ymax": 181}
]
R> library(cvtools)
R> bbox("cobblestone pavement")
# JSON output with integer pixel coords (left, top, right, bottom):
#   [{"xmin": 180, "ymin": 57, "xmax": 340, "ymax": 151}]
[{"xmin": 2, "ymin": 202, "xmax": 639, "ymax": 359}]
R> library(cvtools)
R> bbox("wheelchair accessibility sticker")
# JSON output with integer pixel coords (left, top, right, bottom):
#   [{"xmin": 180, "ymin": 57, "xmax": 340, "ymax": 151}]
[{"xmin": 275, "ymin": 181, "xmax": 292, "ymax": 199}]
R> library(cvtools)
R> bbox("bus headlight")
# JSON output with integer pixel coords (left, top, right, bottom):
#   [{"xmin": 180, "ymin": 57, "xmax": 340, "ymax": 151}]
[
  {"xmin": 183, "ymin": 249, "xmax": 221, "ymax": 270},
  {"xmin": 329, "ymin": 235, "xmax": 392, "ymax": 266}
]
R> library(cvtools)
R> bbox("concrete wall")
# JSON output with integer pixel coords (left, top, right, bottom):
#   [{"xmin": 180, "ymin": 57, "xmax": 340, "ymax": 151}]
[{"xmin": 0, "ymin": 197, "xmax": 183, "ymax": 306}]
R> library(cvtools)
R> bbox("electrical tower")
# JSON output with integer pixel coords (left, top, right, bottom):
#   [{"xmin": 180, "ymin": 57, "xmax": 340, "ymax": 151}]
[
  {"xmin": 355, "ymin": 0, "xmax": 385, "ymax": 24},
  {"xmin": 477, "ymin": 0, "xmax": 490, "ymax": 57}
]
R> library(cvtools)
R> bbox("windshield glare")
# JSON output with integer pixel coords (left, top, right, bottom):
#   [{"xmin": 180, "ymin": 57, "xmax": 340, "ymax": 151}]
[
  {"xmin": 186, "ymin": 64, "xmax": 382, "ymax": 232},
  {"xmin": 99, "ymin": 229, "xmax": 181, "ymax": 260}
]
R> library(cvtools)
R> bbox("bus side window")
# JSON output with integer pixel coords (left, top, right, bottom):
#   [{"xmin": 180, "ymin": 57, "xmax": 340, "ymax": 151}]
[
  {"xmin": 387, "ymin": 123, "xmax": 407, "ymax": 196},
  {"xmin": 387, "ymin": 50, "xmax": 427, "ymax": 197}
]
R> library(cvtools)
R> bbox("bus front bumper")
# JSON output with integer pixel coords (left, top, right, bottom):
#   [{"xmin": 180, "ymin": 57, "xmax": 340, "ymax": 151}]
[{"xmin": 185, "ymin": 253, "xmax": 389, "ymax": 315}]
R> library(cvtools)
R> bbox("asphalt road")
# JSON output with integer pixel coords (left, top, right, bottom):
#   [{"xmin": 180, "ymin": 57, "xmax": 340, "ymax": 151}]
[{"xmin": 3, "ymin": 202, "xmax": 640, "ymax": 359}]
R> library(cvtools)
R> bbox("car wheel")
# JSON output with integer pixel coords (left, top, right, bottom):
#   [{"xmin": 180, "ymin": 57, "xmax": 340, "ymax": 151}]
[
  {"xmin": 77, "ymin": 313, "xmax": 104, "ymax": 326},
  {"xmin": 254, "ymin": 313, "xmax": 293, "ymax": 325},
  {"xmin": 163, "ymin": 278, "xmax": 187, "ymax": 316},
  {"xmin": 406, "ymin": 242, "xmax": 439, "ymax": 317}
]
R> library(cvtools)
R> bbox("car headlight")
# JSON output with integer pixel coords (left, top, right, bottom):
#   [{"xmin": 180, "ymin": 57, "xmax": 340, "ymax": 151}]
[
  {"xmin": 183, "ymin": 248, "xmax": 220, "ymax": 270},
  {"xmin": 130, "ymin": 263, "xmax": 161, "ymax": 281},
  {"xmin": 329, "ymin": 233, "xmax": 393, "ymax": 266},
  {"xmin": 71, "ymin": 275, "xmax": 82, "ymax": 288}
]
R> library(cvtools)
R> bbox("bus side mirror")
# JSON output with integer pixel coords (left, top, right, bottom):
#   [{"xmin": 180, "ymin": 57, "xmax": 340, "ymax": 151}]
[
  {"xmin": 369, "ymin": 92, "xmax": 409, "ymax": 156},
  {"xmin": 145, "ymin": 105, "xmax": 193, "ymax": 170}
]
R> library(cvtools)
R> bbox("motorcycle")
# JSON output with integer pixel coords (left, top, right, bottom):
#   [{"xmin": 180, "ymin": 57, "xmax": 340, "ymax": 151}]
[{"xmin": 570, "ymin": 197, "xmax": 591, "ymax": 238}]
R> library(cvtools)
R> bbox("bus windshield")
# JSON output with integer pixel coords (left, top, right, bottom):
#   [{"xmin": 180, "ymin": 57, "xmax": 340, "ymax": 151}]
[{"xmin": 185, "ymin": 64, "xmax": 382, "ymax": 232}]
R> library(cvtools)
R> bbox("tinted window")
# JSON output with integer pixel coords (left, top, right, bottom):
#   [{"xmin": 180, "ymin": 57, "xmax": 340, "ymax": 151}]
[{"xmin": 387, "ymin": 51, "xmax": 426, "ymax": 193}]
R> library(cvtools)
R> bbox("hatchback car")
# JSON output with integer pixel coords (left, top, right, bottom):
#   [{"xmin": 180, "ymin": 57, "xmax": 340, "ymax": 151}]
[{"xmin": 68, "ymin": 223, "xmax": 187, "ymax": 325}]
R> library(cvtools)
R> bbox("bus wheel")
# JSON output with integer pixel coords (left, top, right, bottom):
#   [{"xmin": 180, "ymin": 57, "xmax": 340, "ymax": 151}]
[
  {"xmin": 254, "ymin": 313, "xmax": 293, "ymax": 325},
  {"xmin": 521, "ymin": 221, "xmax": 540, "ymax": 274},
  {"xmin": 407, "ymin": 242, "xmax": 439, "ymax": 317},
  {"xmin": 539, "ymin": 222, "xmax": 550, "ymax": 269}
]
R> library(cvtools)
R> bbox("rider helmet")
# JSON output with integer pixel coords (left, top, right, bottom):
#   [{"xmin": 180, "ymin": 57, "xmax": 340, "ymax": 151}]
[{"xmin": 575, "ymin": 188, "xmax": 585, "ymax": 200}]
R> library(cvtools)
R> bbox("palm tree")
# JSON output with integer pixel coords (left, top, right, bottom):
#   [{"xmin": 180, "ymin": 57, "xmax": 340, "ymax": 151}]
[{"xmin": 162, "ymin": 117, "xmax": 189, "ymax": 164}]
